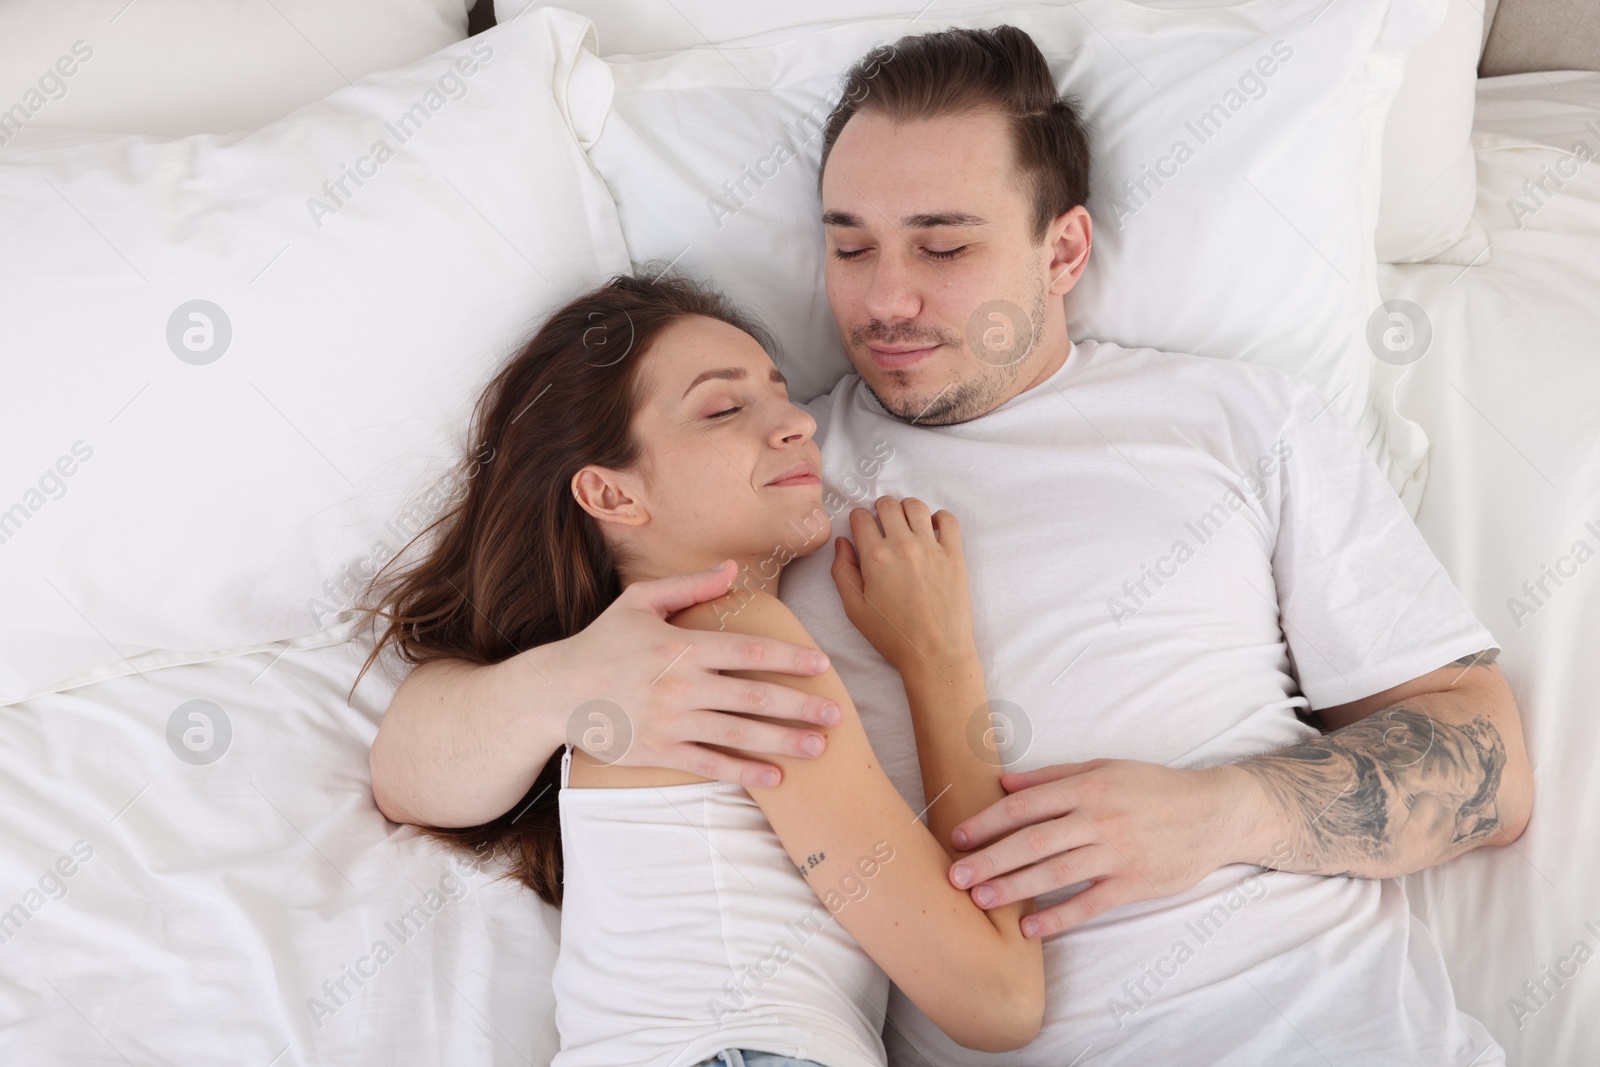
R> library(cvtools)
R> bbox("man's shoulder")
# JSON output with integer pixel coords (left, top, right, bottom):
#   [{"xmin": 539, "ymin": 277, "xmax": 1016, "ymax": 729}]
[{"xmin": 1072, "ymin": 337, "xmax": 1309, "ymax": 422}]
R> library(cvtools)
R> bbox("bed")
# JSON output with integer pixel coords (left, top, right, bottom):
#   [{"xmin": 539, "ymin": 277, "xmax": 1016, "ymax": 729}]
[{"xmin": 1, "ymin": 2, "xmax": 1595, "ymax": 1064}]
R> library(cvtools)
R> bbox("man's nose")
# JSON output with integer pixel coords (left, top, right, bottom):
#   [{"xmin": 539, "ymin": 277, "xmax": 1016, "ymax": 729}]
[{"xmin": 862, "ymin": 245, "xmax": 924, "ymax": 324}]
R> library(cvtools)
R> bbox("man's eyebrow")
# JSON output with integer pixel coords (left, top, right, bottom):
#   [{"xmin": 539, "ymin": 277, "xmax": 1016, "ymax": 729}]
[
  {"xmin": 682, "ymin": 366, "xmax": 747, "ymax": 398},
  {"xmin": 820, "ymin": 209, "xmax": 988, "ymax": 229},
  {"xmin": 902, "ymin": 211, "xmax": 988, "ymax": 228}
]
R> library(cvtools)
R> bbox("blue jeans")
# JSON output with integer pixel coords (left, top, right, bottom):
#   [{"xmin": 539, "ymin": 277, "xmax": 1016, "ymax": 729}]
[{"xmin": 692, "ymin": 1051, "xmax": 833, "ymax": 1067}]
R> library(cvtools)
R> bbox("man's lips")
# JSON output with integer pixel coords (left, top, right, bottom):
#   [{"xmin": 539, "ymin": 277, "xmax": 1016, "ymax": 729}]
[
  {"xmin": 766, "ymin": 462, "xmax": 820, "ymax": 488},
  {"xmin": 867, "ymin": 343, "xmax": 942, "ymax": 371}
]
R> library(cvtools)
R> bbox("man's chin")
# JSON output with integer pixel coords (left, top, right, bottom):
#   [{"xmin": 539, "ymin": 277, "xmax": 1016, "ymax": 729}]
[{"xmin": 862, "ymin": 377, "xmax": 973, "ymax": 426}]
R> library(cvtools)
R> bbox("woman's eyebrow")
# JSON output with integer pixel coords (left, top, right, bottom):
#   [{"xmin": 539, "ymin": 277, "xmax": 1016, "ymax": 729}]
[
  {"xmin": 681, "ymin": 365, "xmax": 786, "ymax": 398},
  {"xmin": 681, "ymin": 366, "xmax": 747, "ymax": 398}
]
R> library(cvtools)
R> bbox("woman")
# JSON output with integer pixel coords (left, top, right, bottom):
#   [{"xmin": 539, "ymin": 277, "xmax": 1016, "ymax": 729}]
[{"xmin": 358, "ymin": 273, "xmax": 1044, "ymax": 1067}]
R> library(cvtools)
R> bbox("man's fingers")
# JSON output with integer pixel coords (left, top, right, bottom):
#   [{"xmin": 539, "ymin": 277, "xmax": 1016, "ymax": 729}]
[
  {"xmin": 684, "ymin": 670, "xmax": 841, "ymax": 727},
  {"xmin": 1019, "ymin": 879, "xmax": 1133, "ymax": 938},
  {"xmin": 950, "ymin": 809, "xmax": 1096, "ymax": 889},
  {"xmin": 998, "ymin": 760, "xmax": 1105, "ymax": 793},
  {"xmin": 689, "ymin": 628, "xmax": 830, "ymax": 679},
  {"xmin": 963, "ymin": 840, "xmax": 1112, "ymax": 910},
  {"xmin": 950, "ymin": 778, "xmax": 1080, "ymax": 852},
  {"xmin": 661, "ymin": 744, "xmax": 786, "ymax": 791},
  {"xmin": 629, "ymin": 560, "xmax": 740, "ymax": 617},
  {"xmin": 681, "ymin": 708, "xmax": 828, "ymax": 760}
]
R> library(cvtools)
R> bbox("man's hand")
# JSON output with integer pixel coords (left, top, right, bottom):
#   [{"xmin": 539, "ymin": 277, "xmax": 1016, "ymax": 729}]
[
  {"xmin": 941, "ymin": 656, "xmax": 1532, "ymax": 937},
  {"xmin": 557, "ymin": 560, "xmax": 842, "ymax": 787},
  {"xmin": 370, "ymin": 559, "xmax": 839, "ymax": 827},
  {"xmin": 945, "ymin": 759, "xmax": 1255, "ymax": 938}
]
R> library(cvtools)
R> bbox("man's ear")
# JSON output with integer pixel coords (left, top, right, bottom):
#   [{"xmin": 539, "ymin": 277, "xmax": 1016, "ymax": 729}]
[
  {"xmin": 571, "ymin": 465, "xmax": 649, "ymax": 528},
  {"xmin": 1046, "ymin": 205, "xmax": 1092, "ymax": 296}
]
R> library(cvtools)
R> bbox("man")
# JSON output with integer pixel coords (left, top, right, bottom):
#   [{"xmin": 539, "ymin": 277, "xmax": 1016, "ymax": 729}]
[{"xmin": 370, "ymin": 25, "xmax": 1529, "ymax": 1065}]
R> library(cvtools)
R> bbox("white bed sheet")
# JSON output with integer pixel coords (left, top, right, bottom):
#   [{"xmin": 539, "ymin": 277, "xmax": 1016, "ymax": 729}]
[
  {"xmin": 2, "ymin": 72, "xmax": 1596, "ymax": 1067},
  {"xmin": 1388, "ymin": 71, "xmax": 1600, "ymax": 1067},
  {"xmin": 0, "ymin": 638, "xmax": 558, "ymax": 1066}
]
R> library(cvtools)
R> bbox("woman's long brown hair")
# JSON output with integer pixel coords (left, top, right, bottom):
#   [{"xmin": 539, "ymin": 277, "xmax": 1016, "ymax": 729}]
[{"xmin": 350, "ymin": 272, "xmax": 776, "ymax": 907}]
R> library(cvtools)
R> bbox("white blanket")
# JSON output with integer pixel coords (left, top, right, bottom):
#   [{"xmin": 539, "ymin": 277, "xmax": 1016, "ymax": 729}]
[{"xmin": 1389, "ymin": 70, "xmax": 1600, "ymax": 1067}]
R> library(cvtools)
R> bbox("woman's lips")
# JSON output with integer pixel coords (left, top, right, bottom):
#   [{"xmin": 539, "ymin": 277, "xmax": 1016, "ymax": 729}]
[
  {"xmin": 766, "ymin": 463, "xmax": 820, "ymax": 487},
  {"xmin": 868, "ymin": 344, "xmax": 941, "ymax": 371}
]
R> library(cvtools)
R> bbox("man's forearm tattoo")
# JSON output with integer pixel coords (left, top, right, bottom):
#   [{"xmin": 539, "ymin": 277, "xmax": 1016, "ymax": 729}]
[{"xmin": 1238, "ymin": 654, "xmax": 1508, "ymax": 874}]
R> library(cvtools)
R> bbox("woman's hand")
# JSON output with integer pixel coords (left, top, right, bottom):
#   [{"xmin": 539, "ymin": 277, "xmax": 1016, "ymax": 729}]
[{"xmin": 830, "ymin": 496, "xmax": 978, "ymax": 678}]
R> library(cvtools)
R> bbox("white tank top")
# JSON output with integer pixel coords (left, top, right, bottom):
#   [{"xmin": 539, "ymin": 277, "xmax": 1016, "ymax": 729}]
[{"xmin": 550, "ymin": 744, "xmax": 889, "ymax": 1067}]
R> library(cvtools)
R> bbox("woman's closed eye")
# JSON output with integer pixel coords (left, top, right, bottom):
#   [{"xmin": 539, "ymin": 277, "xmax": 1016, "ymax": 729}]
[{"xmin": 705, "ymin": 405, "xmax": 742, "ymax": 420}]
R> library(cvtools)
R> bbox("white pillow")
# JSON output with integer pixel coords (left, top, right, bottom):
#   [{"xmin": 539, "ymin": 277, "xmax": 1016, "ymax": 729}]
[
  {"xmin": 586, "ymin": 1, "xmax": 1432, "ymax": 503},
  {"xmin": 510, "ymin": 0, "xmax": 1486, "ymax": 266},
  {"xmin": 501, "ymin": 0, "xmax": 919, "ymax": 55},
  {"xmin": 0, "ymin": 0, "xmax": 471, "ymax": 137},
  {"xmin": 1376, "ymin": 0, "xmax": 1491, "ymax": 263},
  {"xmin": 0, "ymin": 8, "xmax": 630, "ymax": 705}
]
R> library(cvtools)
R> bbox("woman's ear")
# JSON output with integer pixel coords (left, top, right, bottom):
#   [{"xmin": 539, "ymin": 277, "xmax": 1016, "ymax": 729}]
[{"xmin": 572, "ymin": 466, "xmax": 649, "ymax": 528}]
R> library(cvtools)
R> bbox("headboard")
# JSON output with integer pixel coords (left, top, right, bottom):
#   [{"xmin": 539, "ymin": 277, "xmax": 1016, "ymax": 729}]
[{"xmin": 1481, "ymin": 0, "xmax": 1598, "ymax": 75}]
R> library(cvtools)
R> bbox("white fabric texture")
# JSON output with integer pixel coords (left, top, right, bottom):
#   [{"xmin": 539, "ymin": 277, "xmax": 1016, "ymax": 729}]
[
  {"xmin": 0, "ymin": 637, "xmax": 563, "ymax": 1066},
  {"xmin": 1376, "ymin": 0, "xmax": 1491, "ymax": 263},
  {"xmin": 553, "ymin": 746, "xmax": 889, "ymax": 1067},
  {"xmin": 586, "ymin": 0, "xmax": 1434, "ymax": 514},
  {"xmin": 1386, "ymin": 70, "xmax": 1600, "ymax": 1067},
  {"xmin": 778, "ymin": 338, "xmax": 1502, "ymax": 1066},
  {"xmin": 0, "ymin": 8, "xmax": 631, "ymax": 705},
  {"xmin": 0, "ymin": 0, "xmax": 470, "ymax": 136}
]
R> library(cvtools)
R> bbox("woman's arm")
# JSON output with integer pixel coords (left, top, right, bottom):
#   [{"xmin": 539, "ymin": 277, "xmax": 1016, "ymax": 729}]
[
  {"xmin": 673, "ymin": 504, "xmax": 1044, "ymax": 1053},
  {"xmin": 831, "ymin": 500, "xmax": 1008, "ymax": 867}
]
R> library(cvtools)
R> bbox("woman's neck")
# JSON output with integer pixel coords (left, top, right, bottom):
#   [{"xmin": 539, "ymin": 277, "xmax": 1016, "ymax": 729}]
[{"xmin": 617, "ymin": 550, "xmax": 779, "ymax": 595}]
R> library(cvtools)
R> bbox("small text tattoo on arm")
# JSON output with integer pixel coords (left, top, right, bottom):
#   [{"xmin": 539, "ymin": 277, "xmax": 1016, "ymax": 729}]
[{"xmin": 796, "ymin": 851, "xmax": 826, "ymax": 878}]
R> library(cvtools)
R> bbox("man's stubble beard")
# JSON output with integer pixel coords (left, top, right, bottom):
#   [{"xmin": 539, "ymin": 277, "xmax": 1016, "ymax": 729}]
[{"xmin": 862, "ymin": 272, "xmax": 1050, "ymax": 428}]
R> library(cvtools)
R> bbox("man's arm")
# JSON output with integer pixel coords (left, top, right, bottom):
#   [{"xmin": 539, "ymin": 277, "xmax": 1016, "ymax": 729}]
[
  {"xmin": 941, "ymin": 649, "xmax": 1532, "ymax": 936},
  {"xmin": 369, "ymin": 561, "xmax": 841, "ymax": 828},
  {"xmin": 1219, "ymin": 647, "xmax": 1532, "ymax": 877}
]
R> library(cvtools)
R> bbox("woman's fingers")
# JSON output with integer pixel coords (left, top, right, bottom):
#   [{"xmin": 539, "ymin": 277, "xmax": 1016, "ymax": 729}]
[
  {"xmin": 901, "ymin": 496, "xmax": 935, "ymax": 537},
  {"xmin": 874, "ymin": 495, "xmax": 911, "ymax": 540},
  {"xmin": 848, "ymin": 505, "xmax": 883, "ymax": 548},
  {"xmin": 830, "ymin": 535, "xmax": 867, "ymax": 618},
  {"xmin": 931, "ymin": 508, "xmax": 962, "ymax": 551}
]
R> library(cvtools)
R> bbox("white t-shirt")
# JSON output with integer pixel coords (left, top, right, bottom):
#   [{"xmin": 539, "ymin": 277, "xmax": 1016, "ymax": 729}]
[{"xmin": 781, "ymin": 338, "xmax": 1504, "ymax": 1066}]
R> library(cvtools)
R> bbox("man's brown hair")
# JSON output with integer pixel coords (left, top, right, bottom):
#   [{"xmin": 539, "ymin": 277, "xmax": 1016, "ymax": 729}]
[{"xmin": 819, "ymin": 25, "xmax": 1092, "ymax": 240}]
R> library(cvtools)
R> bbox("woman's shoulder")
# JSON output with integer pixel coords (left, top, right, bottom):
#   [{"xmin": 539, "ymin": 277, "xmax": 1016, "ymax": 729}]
[{"xmin": 670, "ymin": 585, "xmax": 817, "ymax": 647}]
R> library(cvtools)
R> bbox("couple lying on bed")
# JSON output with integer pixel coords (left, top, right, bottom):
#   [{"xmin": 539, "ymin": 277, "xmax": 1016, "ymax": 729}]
[{"xmin": 360, "ymin": 25, "xmax": 1530, "ymax": 1067}]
